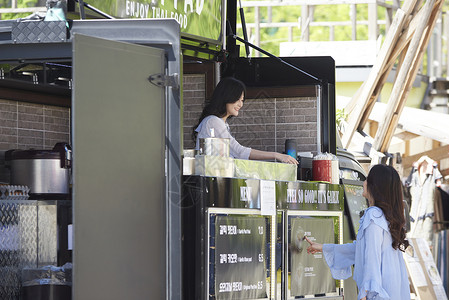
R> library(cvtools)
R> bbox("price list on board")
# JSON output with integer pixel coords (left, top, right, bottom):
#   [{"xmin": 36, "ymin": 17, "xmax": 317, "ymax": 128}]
[{"xmin": 214, "ymin": 216, "xmax": 267, "ymax": 299}]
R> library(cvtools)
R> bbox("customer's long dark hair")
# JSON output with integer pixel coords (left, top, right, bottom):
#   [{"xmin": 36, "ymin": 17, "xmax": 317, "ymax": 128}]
[
  {"xmin": 192, "ymin": 77, "xmax": 246, "ymax": 142},
  {"xmin": 366, "ymin": 164, "xmax": 409, "ymax": 251}
]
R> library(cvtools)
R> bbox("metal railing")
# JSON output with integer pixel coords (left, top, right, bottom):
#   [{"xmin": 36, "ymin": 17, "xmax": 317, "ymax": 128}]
[{"xmin": 0, "ymin": 0, "xmax": 46, "ymax": 20}]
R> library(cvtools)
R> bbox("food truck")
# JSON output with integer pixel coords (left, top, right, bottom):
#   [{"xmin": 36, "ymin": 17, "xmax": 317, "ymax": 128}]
[{"xmin": 0, "ymin": 0, "xmax": 366, "ymax": 299}]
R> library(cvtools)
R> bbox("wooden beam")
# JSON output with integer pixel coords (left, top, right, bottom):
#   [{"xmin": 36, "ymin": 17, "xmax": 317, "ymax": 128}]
[
  {"xmin": 387, "ymin": 0, "xmax": 424, "ymax": 62},
  {"xmin": 379, "ymin": 0, "xmax": 443, "ymax": 151},
  {"xmin": 359, "ymin": 57, "xmax": 398, "ymax": 128},
  {"xmin": 358, "ymin": 0, "xmax": 424, "ymax": 128},
  {"xmin": 441, "ymin": 168, "xmax": 449, "ymax": 178},
  {"xmin": 351, "ymin": 0, "xmax": 427, "ymax": 130},
  {"xmin": 394, "ymin": 131, "xmax": 419, "ymax": 141},
  {"xmin": 382, "ymin": 112, "xmax": 399, "ymax": 154},
  {"xmin": 369, "ymin": 120, "xmax": 378, "ymax": 137},
  {"xmin": 405, "ymin": 140, "xmax": 410, "ymax": 157},
  {"xmin": 433, "ymin": 140, "xmax": 441, "ymax": 166},
  {"xmin": 402, "ymin": 145, "xmax": 449, "ymax": 168},
  {"xmin": 373, "ymin": 0, "xmax": 437, "ymax": 152},
  {"xmin": 341, "ymin": 6, "xmax": 408, "ymax": 148},
  {"xmin": 351, "ymin": 38, "xmax": 406, "ymax": 124},
  {"xmin": 393, "ymin": 2, "xmax": 425, "ymax": 55},
  {"xmin": 342, "ymin": 0, "xmax": 419, "ymax": 148}
]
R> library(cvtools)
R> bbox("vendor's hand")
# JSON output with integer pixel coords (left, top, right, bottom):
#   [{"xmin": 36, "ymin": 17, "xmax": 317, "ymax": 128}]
[
  {"xmin": 304, "ymin": 236, "xmax": 323, "ymax": 254},
  {"xmin": 275, "ymin": 153, "xmax": 298, "ymax": 165}
]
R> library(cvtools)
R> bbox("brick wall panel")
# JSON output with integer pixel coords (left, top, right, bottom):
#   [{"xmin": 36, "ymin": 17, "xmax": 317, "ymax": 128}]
[
  {"xmin": 0, "ymin": 99, "xmax": 70, "ymax": 151},
  {"xmin": 275, "ymin": 131, "xmax": 287, "ymax": 139},
  {"xmin": 0, "ymin": 119, "xmax": 18, "ymax": 128},
  {"xmin": 18, "ymin": 136, "xmax": 44, "ymax": 148},
  {"xmin": 0, "ymin": 111, "xmax": 17, "ymax": 120},
  {"xmin": 18, "ymin": 129, "xmax": 44, "ymax": 138},
  {"xmin": 18, "ymin": 120, "xmax": 44, "ymax": 131},
  {"xmin": 44, "ymin": 115, "xmax": 69, "ymax": 126},
  {"xmin": 0, "ymin": 128, "xmax": 17, "ymax": 136},
  {"xmin": 284, "ymin": 116, "xmax": 306, "ymax": 123},
  {"xmin": 19, "ymin": 113, "xmax": 44, "ymax": 123},
  {"xmin": 184, "ymin": 103, "xmax": 203, "ymax": 112},
  {"xmin": 305, "ymin": 115, "xmax": 317, "ymax": 122},
  {"xmin": 18, "ymin": 104, "xmax": 43, "ymax": 115},
  {"xmin": 44, "ymin": 124, "xmax": 70, "ymax": 133},
  {"xmin": 274, "ymin": 101, "xmax": 290, "ymax": 109},
  {"xmin": 45, "ymin": 108, "xmax": 69, "ymax": 119},
  {"xmin": 0, "ymin": 100, "xmax": 17, "ymax": 112}
]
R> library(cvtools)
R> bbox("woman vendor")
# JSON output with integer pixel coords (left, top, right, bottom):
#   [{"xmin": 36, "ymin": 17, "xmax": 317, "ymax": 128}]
[{"xmin": 193, "ymin": 77, "xmax": 298, "ymax": 164}]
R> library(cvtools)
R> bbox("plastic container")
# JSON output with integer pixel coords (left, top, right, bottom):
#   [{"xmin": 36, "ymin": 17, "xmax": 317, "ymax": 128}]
[
  {"xmin": 312, "ymin": 159, "xmax": 333, "ymax": 183},
  {"xmin": 312, "ymin": 153, "xmax": 339, "ymax": 184},
  {"xmin": 198, "ymin": 138, "xmax": 230, "ymax": 157}
]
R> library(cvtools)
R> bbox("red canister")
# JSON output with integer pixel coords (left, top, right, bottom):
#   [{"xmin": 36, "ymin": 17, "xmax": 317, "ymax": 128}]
[{"xmin": 312, "ymin": 159, "xmax": 332, "ymax": 183}]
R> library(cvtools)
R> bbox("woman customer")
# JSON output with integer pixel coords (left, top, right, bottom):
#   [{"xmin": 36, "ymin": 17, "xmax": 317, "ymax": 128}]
[
  {"xmin": 193, "ymin": 77, "xmax": 297, "ymax": 164},
  {"xmin": 305, "ymin": 164, "xmax": 410, "ymax": 300}
]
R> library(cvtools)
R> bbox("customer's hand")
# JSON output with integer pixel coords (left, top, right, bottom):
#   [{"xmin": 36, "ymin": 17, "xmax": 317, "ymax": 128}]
[
  {"xmin": 304, "ymin": 236, "xmax": 323, "ymax": 254},
  {"xmin": 275, "ymin": 153, "xmax": 298, "ymax": 165}
]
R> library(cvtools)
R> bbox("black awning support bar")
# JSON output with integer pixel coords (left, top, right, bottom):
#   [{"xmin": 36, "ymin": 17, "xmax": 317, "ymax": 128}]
[
  {"xmin": 77, "ymin": 0, "xmax": 86, "ymax": 19},
  {"xmin": 238, "ymin": 0, "xmax": 250, "ymax": 59},
  {"xmin": 230, "ymin": 34, "xmax": 322, "ymax": 83}
]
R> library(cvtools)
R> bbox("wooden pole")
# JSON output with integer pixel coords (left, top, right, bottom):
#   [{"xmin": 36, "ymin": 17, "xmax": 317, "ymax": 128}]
[
  {"xmin": 379, "ymin": 0, "xmax": 444, "ymax": 152},
  {"xmin": 402, "ymin": 145, "xmax": 449, "ymax": 168},
  {"xmin": 383, "ymin": 0, "xmax": 444, "ymax": 151},
  {"xmin": 342, "ymin": 6, "xmax": 408, "ymax": 148},
  {"xmin": 373, "ymin": 0, "xmax": 440, "ymax": 152},
  {"xmin": 354, "ymin": 1, "xmax": 424, "ymax": 130}
]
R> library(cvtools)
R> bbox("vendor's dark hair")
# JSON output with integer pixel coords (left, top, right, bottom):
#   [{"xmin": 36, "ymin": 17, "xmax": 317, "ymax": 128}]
[
  {"xmin": 366, "ymin": 164, "xmax": 409, "ymax": 251},
  {"xmin": 192, "ymin": 77, "xmax": 246, "ymax": 141}
]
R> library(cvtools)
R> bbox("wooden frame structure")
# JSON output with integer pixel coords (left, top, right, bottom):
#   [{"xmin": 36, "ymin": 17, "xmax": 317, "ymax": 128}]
[{"xmin": 341, "ymin": 0, "xmax": 445, "ymax": 159}]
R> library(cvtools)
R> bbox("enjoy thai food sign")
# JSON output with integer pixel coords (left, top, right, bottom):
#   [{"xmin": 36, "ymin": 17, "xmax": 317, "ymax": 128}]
[{"xmin": 87, "ymin": 0, "xmax": 223, "ymax": 43}]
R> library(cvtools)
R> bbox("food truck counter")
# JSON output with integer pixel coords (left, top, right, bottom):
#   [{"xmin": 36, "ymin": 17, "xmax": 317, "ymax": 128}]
[{"xmin": 182, "ymin": 174, "xmax": 345, "ymax": 300}]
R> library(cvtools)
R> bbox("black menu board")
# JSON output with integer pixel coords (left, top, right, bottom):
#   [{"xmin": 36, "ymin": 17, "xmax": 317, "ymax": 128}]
[
  {"xmin": 215, "ymin": 216, "xmax": 267, "ymax": 299},
  {"xmin": 342, "ymin": 179, "xmax": 368, "ymax": 237}
]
